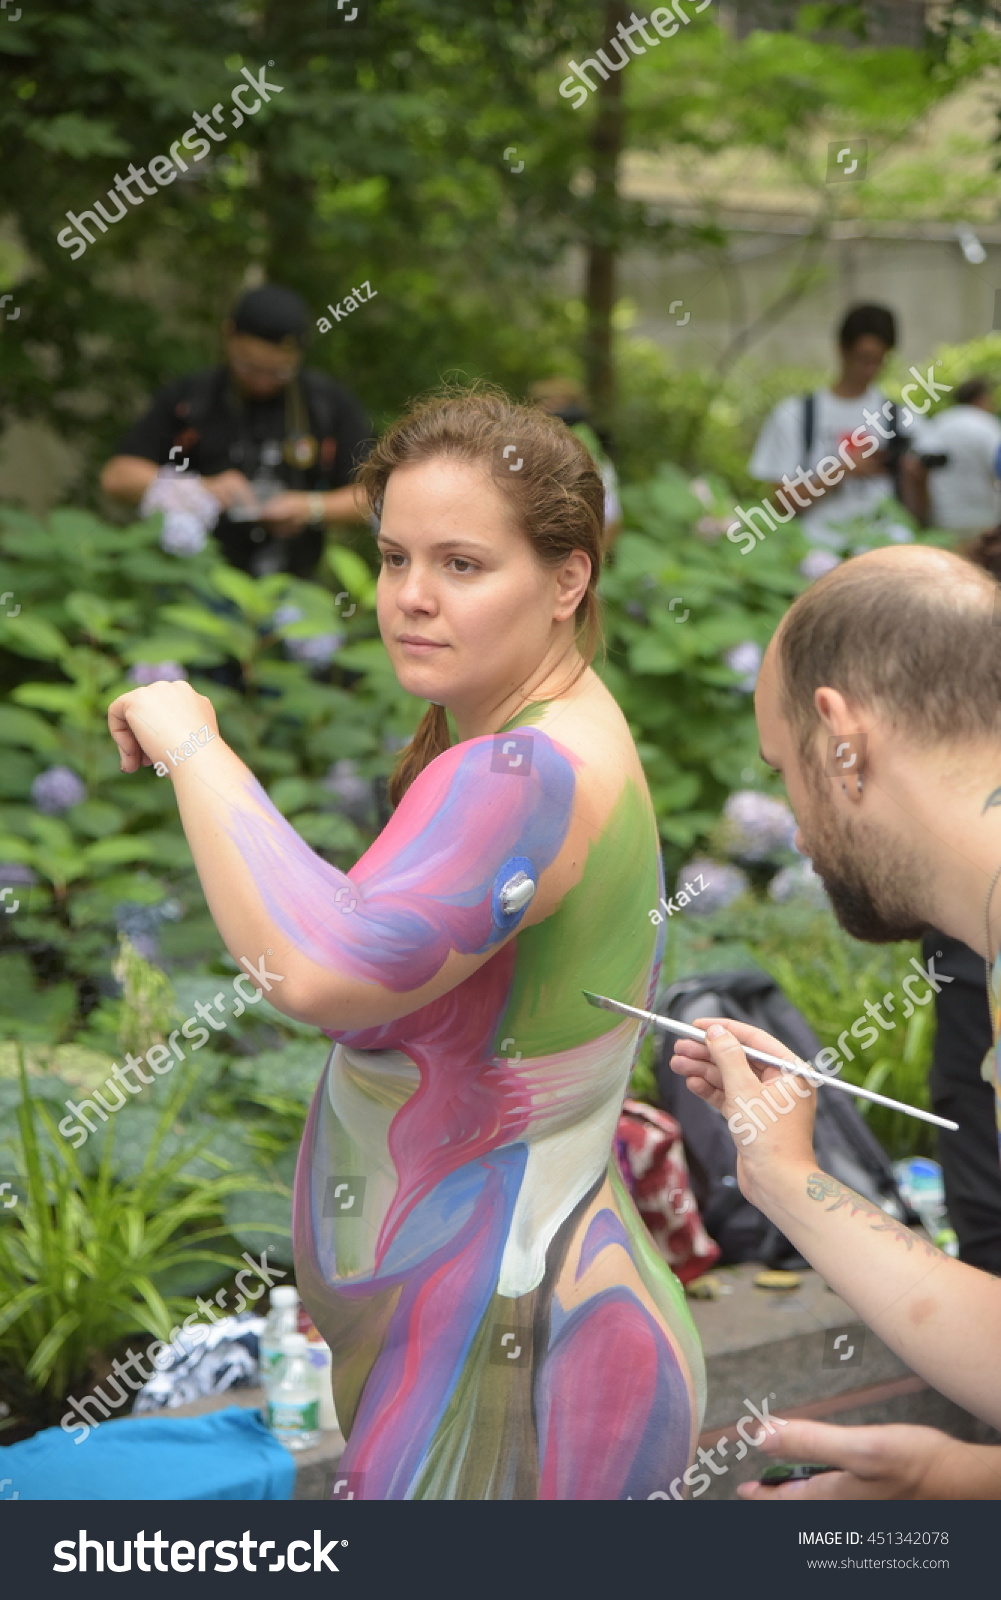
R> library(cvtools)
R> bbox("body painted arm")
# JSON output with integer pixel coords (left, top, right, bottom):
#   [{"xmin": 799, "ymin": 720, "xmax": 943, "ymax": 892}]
[{"xmin": 168, "ymin": 729, "xmax": 577, "ymax": 1029}]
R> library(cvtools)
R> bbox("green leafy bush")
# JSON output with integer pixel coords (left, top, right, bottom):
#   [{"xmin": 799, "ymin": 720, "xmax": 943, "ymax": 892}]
[
  {"xmin": 0, "ymin": 1042, "xmax": 286, "ymax": 1435},
  {"xmin": 0, "ymin": 505, "xmax": 414, "ymax": 1008},
  {"xmin": 599, "ymin": 464, "xmax": 808, "ymax": 861}
]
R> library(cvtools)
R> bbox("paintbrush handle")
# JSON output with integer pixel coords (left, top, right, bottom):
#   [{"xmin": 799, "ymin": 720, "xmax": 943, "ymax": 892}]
[{"xmin": 581, "ymin": 991, "xmax": 959, "ymax": 1133}]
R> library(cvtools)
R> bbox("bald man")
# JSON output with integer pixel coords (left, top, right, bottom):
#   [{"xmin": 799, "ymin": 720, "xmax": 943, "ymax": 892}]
[{"xmin": 672, "ymin": 544, "xmax": 1001, "ymax": 1499}]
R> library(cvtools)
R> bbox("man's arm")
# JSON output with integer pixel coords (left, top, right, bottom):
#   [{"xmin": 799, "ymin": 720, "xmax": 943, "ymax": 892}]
[
  {"xmin": 257, "ymin": 480, "xmax": 369, "ymax": 536},
  {"xmin": 671, "ymin": 1018, "xmax": 1001, "ymax": 1432},
  {"xmin": 100, "ymin": 455, "xmax": 161, "ymax": 504},
  {"xmin": 322, "ymin": 482, "xmax": 369, "ymax": 523},
  {"xmin": 899, "ymin": 452, "xmax": 929, "ymax": 524},
  {"xmin": 740, "ymin": 1418, "xmax": 1001, "ymax": 1500},
  {"xmin": 101, "ymin": 454, "xmax": 257, "ymax": 514},
  {"xmin": 101, "ymin": 376, "xmax": 258, "ymax": 513}
]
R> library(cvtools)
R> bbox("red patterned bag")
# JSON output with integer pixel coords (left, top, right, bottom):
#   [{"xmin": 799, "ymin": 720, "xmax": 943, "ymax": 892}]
[{"xmin": 614, "ymin": 1098, "xmax": 720, "ymax": 1284}]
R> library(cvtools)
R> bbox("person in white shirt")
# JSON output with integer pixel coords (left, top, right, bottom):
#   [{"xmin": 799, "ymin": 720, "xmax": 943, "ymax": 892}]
[
  {"xmin": 745, "ymin": 304, "xmax": 912, "ymax": 549},
  {"xmin": 903, "ymin": 377, "xmax": 1001, "ymax": 539}
]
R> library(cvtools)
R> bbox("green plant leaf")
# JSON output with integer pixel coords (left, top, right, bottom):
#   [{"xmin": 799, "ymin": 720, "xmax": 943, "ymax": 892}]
[
  {"xmin": 84, "ymin": 836, "xmax": 155, "ymax": 867},
  {"xmin": 25, "ymin": 1307, "xmax": 83, "ymax": 1384},
  {"xmin": 207, "ymin": 564, "xmax": 278, "ymax": 624},
  {"xmin": 0, "ymin": 706, "xmax": 61, "ymax": 754},
  {"xmin": 12, "ymin": 683, "xmax": 81, "ymax": 717},
  {"xmin": 0, "ymin": 616, "xmax": 69, "ymax": 662}
]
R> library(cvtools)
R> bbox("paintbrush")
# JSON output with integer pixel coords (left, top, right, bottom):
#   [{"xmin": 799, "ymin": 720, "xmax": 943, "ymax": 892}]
[{"xmin": 582, "ymin": 990, "xmax": 959, "ymax": 1133}]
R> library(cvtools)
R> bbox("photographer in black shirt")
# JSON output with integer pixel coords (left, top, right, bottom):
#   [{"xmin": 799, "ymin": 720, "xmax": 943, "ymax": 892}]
[{"xmin": 100, "ymin": 284, "xmax": 372, "ymax": 579}]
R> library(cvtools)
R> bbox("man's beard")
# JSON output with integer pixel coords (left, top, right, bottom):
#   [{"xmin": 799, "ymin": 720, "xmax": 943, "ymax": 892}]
[{"xmin": 800, "ymin": 759, "xmax": 928, "ymax": 944}]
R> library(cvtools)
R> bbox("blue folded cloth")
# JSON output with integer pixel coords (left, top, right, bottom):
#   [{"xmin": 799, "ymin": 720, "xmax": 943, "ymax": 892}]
[{"xmin": 0, "ymin": 1405, "xmax": 294, "ymax": 1500}]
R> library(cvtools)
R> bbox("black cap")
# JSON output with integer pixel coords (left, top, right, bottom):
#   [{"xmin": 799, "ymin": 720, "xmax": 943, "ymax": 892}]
[{"xmin": 230, "ymin": 284, "xmax": 310, "ymax": 346}]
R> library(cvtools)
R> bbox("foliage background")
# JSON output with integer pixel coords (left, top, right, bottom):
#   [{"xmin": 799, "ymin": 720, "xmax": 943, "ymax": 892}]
[{"xmin": 2, "ymin": 0, "xmax": 998, "ymax": 1430}]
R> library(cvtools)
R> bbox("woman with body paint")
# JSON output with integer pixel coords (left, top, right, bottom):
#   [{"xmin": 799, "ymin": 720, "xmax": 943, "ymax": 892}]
[{"xmin": 108, "ymin": 389, "xmax": 705, "ymax": 1500}]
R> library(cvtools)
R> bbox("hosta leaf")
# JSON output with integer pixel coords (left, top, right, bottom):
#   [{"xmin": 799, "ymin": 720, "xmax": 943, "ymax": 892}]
[
  {"xmin": 83, "ymin": 836, "xmax": 155, "ymax": 867},
  {"xmin": 0, "ymin": 616, "xmax": 69, "ymax": 662},
  {"xmin": 0, "ymin": 706, "xmax": 61, "ymax": 753}
]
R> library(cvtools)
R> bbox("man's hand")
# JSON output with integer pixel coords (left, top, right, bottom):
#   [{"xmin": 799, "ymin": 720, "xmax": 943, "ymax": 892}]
[
  {"xmin": 257, "ymin": 491, "xmax": 317, "ymax": 537},
  {"xmin": 739, "ymin": 1418, "xmax": 1001, "ymax": 1500},
  {"xmin": 851, "ymin": 449, "xmax": 895, "ymax": 479},
  {"xmin": 108, "ymin": 681, "xmax": 220, "ymax": 775},
  {"xmin": 670, "ymin": 1017, "xmax": 817, "ymax": 1205},
  {"xmin": 201, "ymin": 469, "xmax": 258, "ymax": 511}
]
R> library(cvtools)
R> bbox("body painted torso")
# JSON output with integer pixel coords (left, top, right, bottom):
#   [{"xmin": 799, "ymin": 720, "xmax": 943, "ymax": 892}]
[{"xmin": 277, "ymin": 706, "xmax": 705, "ymax": 1499}]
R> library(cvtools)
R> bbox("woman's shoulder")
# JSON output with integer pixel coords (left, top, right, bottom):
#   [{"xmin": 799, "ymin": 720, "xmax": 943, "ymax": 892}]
[
  {"xmin": 404, "ymin": 674, "xmax": 646, "ymax": 821},
  {"xmin": 513, "ymin": 676, "xmax": 644, "ymax": 785}
]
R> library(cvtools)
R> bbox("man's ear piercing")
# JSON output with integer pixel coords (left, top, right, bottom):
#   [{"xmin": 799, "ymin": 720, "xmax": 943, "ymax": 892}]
[{"xmin": 857, "ymin": 776, "xmax": 864, "ymax": 795}]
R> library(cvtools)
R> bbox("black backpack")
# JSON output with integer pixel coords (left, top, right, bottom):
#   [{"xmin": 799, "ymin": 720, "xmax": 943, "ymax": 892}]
[{"xmin": 653, "ymin": 967, "xmax": 909, "ymax": 1269}]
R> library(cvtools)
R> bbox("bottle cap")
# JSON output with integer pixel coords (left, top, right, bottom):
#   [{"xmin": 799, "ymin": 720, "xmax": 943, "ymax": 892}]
[
  {"xmin": 271, "ymin": 1286, "xmax": 298, "ymax": 1307},
  {"xmin": 280, "ymin": 1331, "xmax": 309, "ymax": 1355}
]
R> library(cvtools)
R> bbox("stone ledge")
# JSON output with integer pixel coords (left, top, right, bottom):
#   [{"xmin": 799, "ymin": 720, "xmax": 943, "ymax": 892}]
[
  {"xmin": 689, "ymin": 1263, "xmax": 908, "ymax": 1426},
  {"xmin": 685, "ymin": 1262, "xmax": 1000, "ymax": 1500}
]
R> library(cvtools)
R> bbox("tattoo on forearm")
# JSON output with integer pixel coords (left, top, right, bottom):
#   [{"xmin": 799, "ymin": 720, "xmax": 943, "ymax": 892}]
[
  {"xmin": 982, "ymin": 786, "xmax": 1001, "ymax": 814},
  {"xmin": 805, "ymin": 1171, "xmax": 941, "ymax": 1259}
]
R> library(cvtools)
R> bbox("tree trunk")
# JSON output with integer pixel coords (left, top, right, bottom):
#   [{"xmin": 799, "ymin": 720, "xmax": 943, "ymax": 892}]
[{"xmin": 583, "ymin": 0, "xmax": 628, "ymax": 437}]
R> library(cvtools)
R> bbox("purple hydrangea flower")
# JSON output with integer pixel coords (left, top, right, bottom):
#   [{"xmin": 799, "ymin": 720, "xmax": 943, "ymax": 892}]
[
  {"xmin": 31, "ymin": 765, "xmax": 86, "ymax": 814},
  {"xmin": 768, "ymin": 859, "xmax": 828, "ymax": 907},
  {"xmin": 128, "ymin": 661, "xmax": 187, "ymax": 686},
  {"xmin": 675, "ymin": 856, "xmax": 750, "ymax": 914},
  {"xmin": 273, "ymin": 606, "xmax": 344, "ymax": 666},
  {"xmin": 284, "ymin": 632, "xmax": 344, "ymax": 666},
  {"xmin": 689, "ymin": 477, "xmax": 713, "ymax": 507},
  {"xmin": 723, "ymin": 641, "xmax": 762, "ymax": 693},
  {"xmin": 160, "ymin": 511, "xmax": 209, "ymax": 556},
  {"xmin": 799, "ymin": 549, "xmax": 841, "ymax": 582},
  {"xmin": 322, "ymin": 759, "xmax": 374, "ymax": 825},
  {"xmin": 694, "ymin": 515, "xmax": 731, "ymax": 541},
  {"xmin": 113, "ymin": 898, "xmax": 184, "ymax": 963},
  {"xmin": 121, "ymin": 931, "xmax": 159, "ymax": 961},
  {"xmin": 272, "ymin": 605, "xmax": 304, "ymax": 629},
  {"xmin": 0, "ymin": 861, "xmax": 37, "ymax": 886},
  {"xmin": 721, "ymin": 790, "xmax": 797, "ymax": 862}
]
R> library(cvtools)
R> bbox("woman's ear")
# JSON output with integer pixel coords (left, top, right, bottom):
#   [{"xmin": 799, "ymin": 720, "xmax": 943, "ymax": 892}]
[{"xmin": 553, "ymin": 550, "xmax": 591, "ymax": 622}]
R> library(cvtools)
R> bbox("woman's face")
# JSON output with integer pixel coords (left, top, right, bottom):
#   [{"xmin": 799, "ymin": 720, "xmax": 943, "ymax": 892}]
[{"xmin": 376, "ymin": 458, "xmax": 587, "ymax": 725}]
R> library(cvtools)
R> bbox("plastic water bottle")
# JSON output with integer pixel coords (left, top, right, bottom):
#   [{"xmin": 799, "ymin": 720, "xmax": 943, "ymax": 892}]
[
  {"xmin": 893, "ymin": 1157, "xmax": 959, "ymax": 1257},
  {"xmin": 266, "ymin": 1332, "xmax": 321, "ymax": 1451},
  {"xmin": 259, "ymin": 1285, "xmax": 299, "ymax": 1382}
]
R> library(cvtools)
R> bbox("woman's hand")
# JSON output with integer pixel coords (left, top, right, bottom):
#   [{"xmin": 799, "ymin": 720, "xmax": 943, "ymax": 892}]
[
  {"xmin": 739, "ymin": 1417, "xmax": 1001, "ymax": 1500},
  {"xmin": 670, "ymin": 1017, "xmax": 817, "ymax": 1206},
  {"xmin": 107, "ymin": 681, "xmax": 220, "ymax": 775}
]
